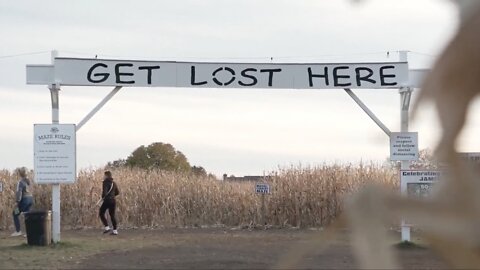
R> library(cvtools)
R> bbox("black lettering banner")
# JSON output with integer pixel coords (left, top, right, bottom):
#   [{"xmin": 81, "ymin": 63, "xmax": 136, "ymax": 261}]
[{"xmin": 27, "ymin": 57, "xmax": 410, "ymax": 89}]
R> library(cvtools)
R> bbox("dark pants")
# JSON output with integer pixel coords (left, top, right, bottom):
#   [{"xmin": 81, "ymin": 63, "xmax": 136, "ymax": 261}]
[
  {"xmin": 99, "ymin": 199, "xmax": 117, "ymax": 230},
  {"xmin": 13, "ymin": 196, "xmax": 33, "ymax": 232}
]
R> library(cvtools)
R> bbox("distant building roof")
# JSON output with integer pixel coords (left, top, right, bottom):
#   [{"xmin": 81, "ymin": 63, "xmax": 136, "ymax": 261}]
[{"xmin": 222, "ymin": 174, "xmax": 272, "ymax": 181}]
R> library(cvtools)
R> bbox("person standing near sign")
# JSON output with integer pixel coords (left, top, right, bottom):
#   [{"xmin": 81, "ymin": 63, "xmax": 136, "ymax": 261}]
[
  {"xmin": 11, "ymin": 167, "xmax": 33, "ymax": 237},
  {"xmin": 99, "ymin": 171, "xmax": 120, "ymax": 235}
]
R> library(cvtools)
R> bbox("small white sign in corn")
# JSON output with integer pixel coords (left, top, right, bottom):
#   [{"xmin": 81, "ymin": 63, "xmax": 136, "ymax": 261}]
[{"xmin": 255, "ymin": 183, "xmax": 270, "ymax": 194}]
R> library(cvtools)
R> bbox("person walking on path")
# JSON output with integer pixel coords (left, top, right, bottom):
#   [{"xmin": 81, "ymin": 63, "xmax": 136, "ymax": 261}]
[
  {"xmin": 99, "ymin": 171, "xmax": 120, "ymax": 235},
  {"xmin": 11, "ymin": 167, "xmax": 33, "ymax": 237}
]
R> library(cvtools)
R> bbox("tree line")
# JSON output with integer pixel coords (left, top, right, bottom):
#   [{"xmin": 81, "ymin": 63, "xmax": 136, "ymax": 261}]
[{"xmin": 107, "ymin": 142, "xmax": 211, "ymax": 177}]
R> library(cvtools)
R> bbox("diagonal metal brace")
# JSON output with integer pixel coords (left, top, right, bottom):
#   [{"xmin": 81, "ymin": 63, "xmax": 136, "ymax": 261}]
[
  {"xmin": 76, "ymin": 86, "xmax": 123, "ymax": 132},
  {"xmin": 344, "ymin": 88, "xmax": 391, "ymax": 137}
]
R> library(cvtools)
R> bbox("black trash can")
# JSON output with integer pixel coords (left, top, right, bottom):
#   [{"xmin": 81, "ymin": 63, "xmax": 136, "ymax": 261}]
[{"xmin": 24, "ymin": 210, "xmax": 52, "ymax": 246}]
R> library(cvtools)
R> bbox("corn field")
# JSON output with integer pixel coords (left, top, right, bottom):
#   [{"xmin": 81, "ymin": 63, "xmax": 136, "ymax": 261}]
[{"xmin": 0, "ymin": 164, "xmax": 396, "ymax": 230}]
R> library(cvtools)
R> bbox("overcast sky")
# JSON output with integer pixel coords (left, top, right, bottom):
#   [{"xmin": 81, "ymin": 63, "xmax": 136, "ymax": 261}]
[{"xmin": 2, "ymin": 0, "xmax": 477, "ymax": 177}]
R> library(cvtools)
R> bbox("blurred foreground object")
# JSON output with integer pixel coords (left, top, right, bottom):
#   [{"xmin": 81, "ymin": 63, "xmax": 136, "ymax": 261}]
[
  {"xmin": 349, "ymin": 1, "xmax": 480, "ymax": 268},
  {"xmin": 280, "ymin": 1, "xmax": 480, "ymax": 269},
  {"xmin": 414, "ymin": 0, "xmax": 480, "ymax": 160}
]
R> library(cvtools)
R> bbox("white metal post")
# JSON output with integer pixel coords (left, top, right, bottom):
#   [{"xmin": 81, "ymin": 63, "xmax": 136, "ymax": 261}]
[
  {"xmin": 49, "ymin": 50, "xmax": 61, "ymax": 243},
  {"xmin": 399, "ymin": 51, "xmax": 412, "ymax": 242}
]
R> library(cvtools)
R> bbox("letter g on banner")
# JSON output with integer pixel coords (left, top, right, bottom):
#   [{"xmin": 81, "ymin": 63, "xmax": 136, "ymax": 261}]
[{"xmin": 87, "ymin": 63, "xmax": 109, "ymax": 83}]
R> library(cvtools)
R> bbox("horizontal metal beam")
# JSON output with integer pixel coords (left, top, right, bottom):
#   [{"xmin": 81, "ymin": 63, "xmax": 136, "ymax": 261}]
[
  {"xmin": 26, "ymin": 61, "xmax": 429, "ymax": 89},
  {"xmin": 26, "ymin": 65, "xmax": 54, "ymax": 85},
  {"xmin": 407, "ymin": 69, "xmax": 428, "ymax": 89}
]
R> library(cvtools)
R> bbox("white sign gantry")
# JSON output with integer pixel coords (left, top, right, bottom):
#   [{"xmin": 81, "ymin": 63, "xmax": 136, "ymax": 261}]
[{"xmin": 26, "ymin": 50, "xmax": 428, "ymax": 243}]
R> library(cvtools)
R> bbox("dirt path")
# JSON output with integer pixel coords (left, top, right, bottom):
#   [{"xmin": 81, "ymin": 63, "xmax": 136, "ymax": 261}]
[{"xmin": 72, "ymin": 228, "xmax": 447, "ymax": 269}]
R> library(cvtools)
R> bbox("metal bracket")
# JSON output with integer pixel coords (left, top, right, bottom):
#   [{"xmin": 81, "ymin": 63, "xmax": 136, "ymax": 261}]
[
  {"xmin": 344, "ymin": 88, "xmax": 391, "ymax": 137},
  {"xmin": 76, "ymin": 86, "xmax": 123, "ymax": 132},
  {"xmin": 399, "ymin": 87, "xmax": 413, "ymax": 110}
]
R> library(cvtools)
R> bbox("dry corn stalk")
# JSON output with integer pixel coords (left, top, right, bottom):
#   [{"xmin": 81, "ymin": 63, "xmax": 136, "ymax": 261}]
[{"xmin": 0, "ymin": 164, "xmax": 396, "ymax": 230}]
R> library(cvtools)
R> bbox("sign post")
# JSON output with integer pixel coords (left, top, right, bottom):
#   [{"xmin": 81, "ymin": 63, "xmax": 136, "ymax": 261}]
[
  {"xmin": 49, "ymin": 50, "xmax": 62, "ymax": 243},
  {"xmin": 50, "ymin": 88, "xmax": 61, "ymax": 242},
  {"xmin": 255, "ymin": 183, "xmax": 270, "ymax": 227},
  {"xmin": 33, "ymin": 122, "xmax": 76, "ymax": 243},
  {"xmin": 398, "ymin": 51, "xmax": 414, "ymax": 242},
  {"xmin": 400, "ymin": 168, "xmax": 440, "ymax": 242}
]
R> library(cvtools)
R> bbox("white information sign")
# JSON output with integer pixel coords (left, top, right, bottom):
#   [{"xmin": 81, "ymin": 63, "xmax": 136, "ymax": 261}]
[
  {"xmin": 400, "ymin": 170, "xmax": 441, "ymax": 198},
  {"xmin": 255, "ymin": 183, "xmax": 270, "ymax": 194},
  {"xmin": 27, "ymin": 57, "xmax": 410, "ymax": 89},
  {"xmin": 34, "ymin": 124, "xmax": 76, "ymax": 184},
  {"xmin": 390, "ymin": 132, "xmax": 419, "ymax": 161}
]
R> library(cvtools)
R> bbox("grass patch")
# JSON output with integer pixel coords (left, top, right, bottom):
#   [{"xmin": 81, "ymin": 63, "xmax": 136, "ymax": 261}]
[
  {"xmin": 8, "ymin": 243, "xmax": 33, "ymax": 250},
  {"xmin": 0, "ymin": 230, "xmax": 171, "ymax": 269},
  {"xmin": 394, "ymin": 240, "xmax": 426, "ymax": 250},
  {"xmin": 51, "ymin": 241, "xmax": 79, "ymax": 249},
  {"xmin": 3, "ymin": 241, "xmax": 79, "ymax": 250}
]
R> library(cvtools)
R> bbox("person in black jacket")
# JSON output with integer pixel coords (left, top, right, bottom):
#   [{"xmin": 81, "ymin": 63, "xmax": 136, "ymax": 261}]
[{"xmin": 99, "ymin": 171, "xmax": 120, "ymax": 235}]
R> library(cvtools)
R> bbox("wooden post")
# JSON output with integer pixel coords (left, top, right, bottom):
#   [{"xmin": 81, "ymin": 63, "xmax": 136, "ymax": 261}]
[
  {"xmin": 255, "ymin": 181, "xmax": 269, "ymax": 228},
  {"xmin": 295, "ymin": 192, "xmax": 301, "ymax": 228},
  {"xmin": 261, "ymin": 193, "xmax": 266, "ymax": 228}
]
